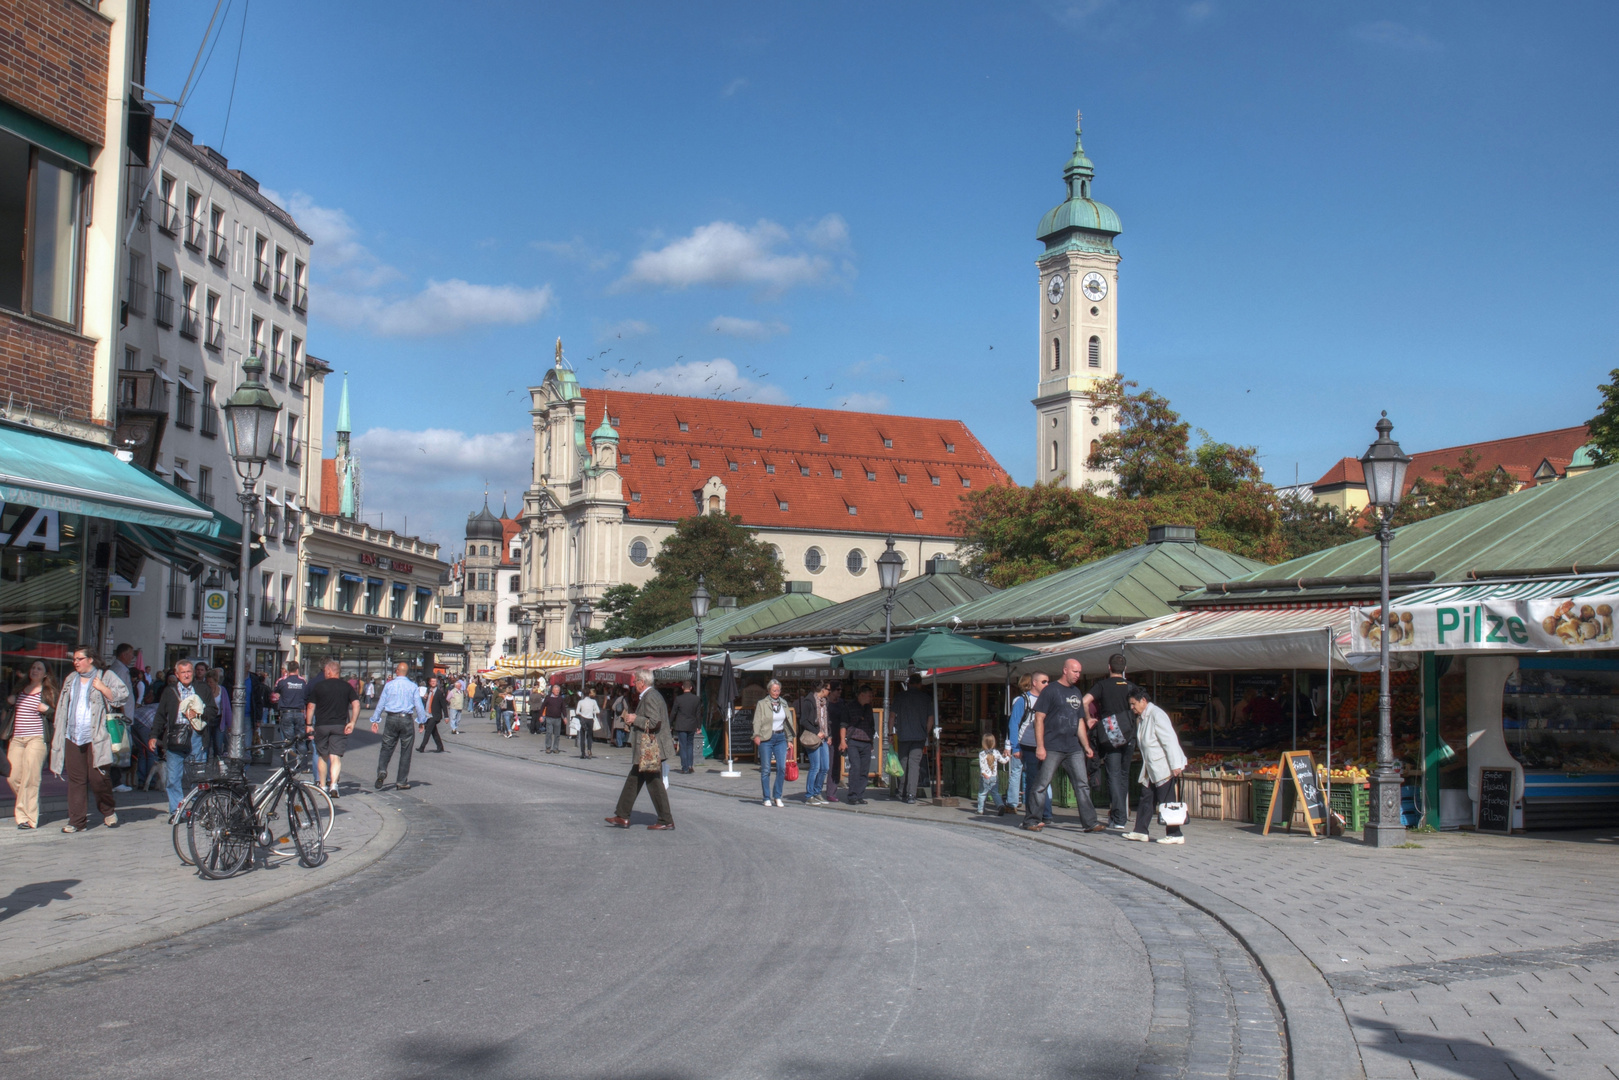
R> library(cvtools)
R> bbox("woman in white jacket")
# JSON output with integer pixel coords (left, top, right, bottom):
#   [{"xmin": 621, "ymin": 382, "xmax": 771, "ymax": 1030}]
[{"xmin": 1123, "ymin": 686, "xmax": 1188, "ymax": 844}]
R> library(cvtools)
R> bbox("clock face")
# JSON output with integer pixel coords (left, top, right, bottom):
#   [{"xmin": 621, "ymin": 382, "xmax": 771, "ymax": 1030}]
[
  {"xmin": 1081, "ymin": 272, "xmax": 1108, "ymax": 302},
  {"xmin": 1046, "ymin": 274, "xmax": 1065, "ymax": 305}
]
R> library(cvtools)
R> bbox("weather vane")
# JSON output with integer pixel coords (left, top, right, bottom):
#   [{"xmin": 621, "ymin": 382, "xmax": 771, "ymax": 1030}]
[{"xmin": 1076, "ymin": 108, "xmax": 1083, "ymax": 130}]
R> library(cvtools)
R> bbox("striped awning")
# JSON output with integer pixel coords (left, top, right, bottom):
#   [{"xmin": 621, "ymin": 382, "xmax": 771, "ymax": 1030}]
[
  {"xmin": 1397, "ymin": 576, "xmax": 1619, "ymax": 606},
  {"xmin": 493, "ymin": 651, "xmax": 580, "ymax": 673}
]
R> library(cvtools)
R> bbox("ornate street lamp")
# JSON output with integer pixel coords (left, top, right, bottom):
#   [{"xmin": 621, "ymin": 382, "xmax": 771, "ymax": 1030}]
[
  {"xmin": 221, "ymin": 354, "xmax": 281, "ymax": 767},
  {"xmin": 1360, "ymin": 412, "xmax": 1412, "ymax": 848},
  {"xmin": 876, "ymin": 536, "xmax": 904, "ymax": 761},
  {"xmin": 690, "ymin": 574, "xmax": 710, "ymax": 742},
  {"xmin": 575, "ymin": 600, "xmax": 593, "ymax": 698}
]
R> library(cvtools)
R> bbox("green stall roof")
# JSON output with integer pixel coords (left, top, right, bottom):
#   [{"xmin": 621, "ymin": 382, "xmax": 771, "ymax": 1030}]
[
  {"xmin": 728, "ymin": 564, "xmax": 999, "ymax": 651},
  {"xmin": 908, "ymin": 540, "xmax": 1268, "ymax": 639},
  {"xmin": 622, "ymin": 590, "xmax": 834, "ymax": 655},
  {"xmin": 1184, "ymin": 465, "xmax": 1619, "ymax": 606}
]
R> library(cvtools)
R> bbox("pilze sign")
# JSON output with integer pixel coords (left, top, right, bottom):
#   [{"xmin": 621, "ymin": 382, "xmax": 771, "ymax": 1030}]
[{"xmin": 1351, "ymin": 595, "xmax": 1618, "ymax": 654}]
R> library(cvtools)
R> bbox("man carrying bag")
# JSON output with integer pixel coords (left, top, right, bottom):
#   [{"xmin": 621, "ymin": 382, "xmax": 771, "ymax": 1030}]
[{"xmin": 1083, "ymin": 653, "xmax": 1138, "ymax": 831}]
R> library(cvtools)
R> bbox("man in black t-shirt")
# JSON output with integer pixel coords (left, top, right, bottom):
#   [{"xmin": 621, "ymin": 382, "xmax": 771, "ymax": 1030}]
[
  {"xmin": 1022, "ymin": 658, "xmax": 1101, "ymax": 833},
  {"xmin": 1083, "ymin": 653, "xmax": 1137, "ymax": 830},
  {"xmin": 273, "ymin": 662, "xmax": 309, "ymax": 742},
  {"xmin": 304, "ymin": 659, "xmax": 360, "ymax": 796}
]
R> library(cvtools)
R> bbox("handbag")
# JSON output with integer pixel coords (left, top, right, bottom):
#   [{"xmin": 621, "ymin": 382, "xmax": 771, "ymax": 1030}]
[
  {"xmin": 1158, "ymin": 778, "xmax": 1188, "ymax": 827},
  {"xmin": 107, "ymin": 716, "xmax": 132, "ymax": 756},
  {"xmin": 785, "ymin": 757, "xmax": 799, "ymax": 782},
  {"xmin": 635, "ymin": 727, "xmax": 662, "ymax": 772},
  {"xmin": 799, "ymin": 728, "xmax": 822, "ymax": 749}
]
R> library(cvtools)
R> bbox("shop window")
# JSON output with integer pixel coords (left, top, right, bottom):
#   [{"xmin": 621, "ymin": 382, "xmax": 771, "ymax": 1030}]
[{"xmin": 0, "ymin": 130, "xmax": 85, "ymax": 325}]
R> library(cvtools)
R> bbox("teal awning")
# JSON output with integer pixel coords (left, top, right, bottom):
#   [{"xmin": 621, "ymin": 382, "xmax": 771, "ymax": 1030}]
[
  {"xmin": 0, "ymin": 422, "xmax": 218, "ymax": 534},
  {"xmin": 1397, "ymin": 576, "xmax": 1619, "ymax": 606}
]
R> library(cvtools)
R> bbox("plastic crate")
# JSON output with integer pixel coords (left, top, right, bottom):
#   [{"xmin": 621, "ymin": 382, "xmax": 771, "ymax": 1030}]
[{"xmin": 1253, "ymin": 778, "xmax": 1369, "ymax": 831}]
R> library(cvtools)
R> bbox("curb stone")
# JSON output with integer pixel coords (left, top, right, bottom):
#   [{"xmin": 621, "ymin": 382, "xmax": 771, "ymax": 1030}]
[{"xmin": 456, "ymin": 736, "xmax": 1363, "ymax": 1080}]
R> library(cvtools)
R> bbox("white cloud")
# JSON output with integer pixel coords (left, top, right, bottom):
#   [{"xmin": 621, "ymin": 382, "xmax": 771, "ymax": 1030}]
[
  {"xmin": 350, "ymin": 427, "xmax": 531, "ymax": 546},
  {"xmin": 1182, "ymin": 1, "xmax": 1214, "ymax": 24},
  {"xmin": 1352, "ymin": 20, "xmax": 1441, "ymax": 52},
  {"xmin": 531, "ymin": 237, "xmax": 617, "ymax": 272},
  {"xmin": 272, "ymin": 192, "xmax": 555, "ymax": 336},
  {"xmin": 723, "ymin": 77, "xmax": 749, "ymax": 97},
  {"xmin": 595, "ymin": 357, "xmax": 788, "ymax": 404},
  {"xmin": 709, "ymin": 315, "xmax": 788, "ymax": 339},
  {"xmin": 324, "ymin": 280, "xmax": 555, "ymax": 337},
  {"xmin": 832, "ymin": 392, "xmax": 890, "ymax": 413},
  {"xmin": 598, "ymin": 319, "xmax": 654, "ymax": 341},
  {"xmin": 614, "ymin": 215, "xmax": 853, "ymax": 294}
]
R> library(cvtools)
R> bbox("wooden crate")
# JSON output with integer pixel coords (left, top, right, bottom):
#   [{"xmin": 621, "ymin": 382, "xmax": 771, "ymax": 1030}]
[{"xmin": 1184, "ymin": 772, "xmax": 1252, "ymax": 821}]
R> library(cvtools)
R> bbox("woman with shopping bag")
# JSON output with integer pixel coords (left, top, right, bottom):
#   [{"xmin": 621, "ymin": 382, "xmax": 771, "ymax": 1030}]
[
  {"xmin": 1123, "ymin": 686, "xmax": 1188, "ymax": 845},
  {"xmin": 751, "ymin": 679, "xmax": 796, "ymax": 807}
]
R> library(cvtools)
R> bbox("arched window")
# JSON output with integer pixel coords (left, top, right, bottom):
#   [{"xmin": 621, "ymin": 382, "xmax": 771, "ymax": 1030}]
[
  {"xmin": 629, "ymin": 539, "xmax": 649, "ymax": 566},
  {"xmin": 1051, "ymin": 337, "xmax": 1061, "ymax": 371},
  {"xmin": 1089, "ymin": 439, "xmax": 1099, "ymax": 463},
  {"xmin": 1050, "ymin": 440, "xmax": 1059, "ymax": 471},
  {"xmin": 479, "ymin": 544, "xmax": 488, "ymax": 556},
  {"xmin": 707, "ymin": 494, "xmax": 720, "ymax": 513},
  {"xmin": 804, "ymin": 547, "xmax": 824, "ymax": 573},
  {"xmin": 1088, "ymin": 336, "xmax": 1101, "ymax": 368},
  {"xmin": 846, "ymin": 549, "xmax": 866, "ymax": 575}
]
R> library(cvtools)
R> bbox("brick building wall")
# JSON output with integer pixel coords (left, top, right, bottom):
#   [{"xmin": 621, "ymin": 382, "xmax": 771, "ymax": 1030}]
[
  {"xmin": 0, "ymin": 311, "xmax": 96, "ymax": 418},
  {"xmin": 0, "ymin": 0, "xmax": 111, "ymax": 148}
]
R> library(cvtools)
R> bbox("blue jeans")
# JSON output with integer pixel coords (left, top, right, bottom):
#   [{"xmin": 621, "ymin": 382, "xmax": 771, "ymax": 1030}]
[
  {"xmin": 977, "ymin": 771, "xmax": 1007, "ymax": 813},
  {"xmin": 759, "ymin": 732, "xmax": 789, "ymax": 800},
  {"xmin": 165, "ymin": 740, "xmax": 207, "ymax": 814},
  {"xmin": 805, "ymin": 742, "xmax": 829, "ymax": 799},
  {"xmin": 448, "ymin": 708, "xmax": 461, "ymax": 733},
  {"xmin": 676, "ymin": 730, "xmax": 696, "ymax": 771},
  {"xmin": 1007, "ymin": 750, "xmax": 1024, "ymax": 806}
]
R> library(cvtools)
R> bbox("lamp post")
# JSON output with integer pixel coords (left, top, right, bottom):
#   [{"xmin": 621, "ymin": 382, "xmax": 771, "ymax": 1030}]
[
  {"xmin": 575, "ymin": 600, "xmax": 592, "ymax": 702},
  {"xmin": 519, "ymin": 613, "xmax": 534, "ymax": 689},
  {"xmin": 876, "ymin": 536, "xmax": 904, "ymax": 775},
  {"xmin": 1360, "ymin": 412, "xmax": 1412, "ymax": 848},
  {"xmin": 221, "ymin": 353, "xmax": 281, "ymax": 768},
  {"xmin": 690, "ymin": 574, "xmax": 710, "ymax": 756}
]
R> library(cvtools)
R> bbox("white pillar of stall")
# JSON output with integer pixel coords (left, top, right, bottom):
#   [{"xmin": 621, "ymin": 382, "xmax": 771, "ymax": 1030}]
[{"xmin": 1466, "ymin": 655, "xmax": 1523, "ymax": 830}]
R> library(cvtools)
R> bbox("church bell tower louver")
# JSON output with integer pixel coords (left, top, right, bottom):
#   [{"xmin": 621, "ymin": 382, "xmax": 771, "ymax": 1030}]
[{"xmin": 1033, "ymin": 112, "xmax": 1121, "ymax": 490}]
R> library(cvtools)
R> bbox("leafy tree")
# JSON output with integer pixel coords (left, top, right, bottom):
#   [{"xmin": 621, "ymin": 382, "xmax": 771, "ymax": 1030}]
[
  {"xmin": 589, "ymin": 583, "xmax": 641, "ymax": 643},
  {"xmin": 1278, "ymin": 493, "xmax": 1363, "ymax": 563},
  {"xmin": 1390, "ymin": 449, "xmax": 1515, "ymax": 527},
  {"xmin": 620, "ymin": 514, "xmax": 784, "ymax": 637},
  {"xmin": 1588, "ymin": 367, "xmax": 1619, "ymax": 467}
]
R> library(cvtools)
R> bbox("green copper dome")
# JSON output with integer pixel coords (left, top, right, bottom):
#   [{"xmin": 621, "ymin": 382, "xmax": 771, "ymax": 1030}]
[
  {"xmin": 1037, "ymin": 116, "xmax": 1121, "ymax": 255},
  {"xmin": 591, "ymin": 416, "xmax": 619, "ymax": 442}
]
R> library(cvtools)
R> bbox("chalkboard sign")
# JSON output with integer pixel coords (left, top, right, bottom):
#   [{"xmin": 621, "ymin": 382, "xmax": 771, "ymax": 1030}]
[
  {"xmin": 1263, "ymin": 751, "xmax": 1328, "ymax": 837},
  {"xmin": 1477, "ymin": 767, "xmax": 1514, "ymax": 834}
]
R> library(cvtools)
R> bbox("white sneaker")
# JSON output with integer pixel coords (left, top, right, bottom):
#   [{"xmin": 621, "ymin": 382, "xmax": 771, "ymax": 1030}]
[
  {"xmin": 1122, "ymin": 832, "xmax": 1150, "ymax": 842},
  {"xmin": 764, "ymin": 798, "xmax": 775, "ymax": 806},
  {"xmin": 111, "ymin": 784, "xmax": 132, "ymax": 793},
  {"xmin": 775, "ymin": 798, "xmax": 786, "ymax": 807},
  {"xmin": 1156, "ymin": 835, "xmax": 1185, "ymax": 845}
]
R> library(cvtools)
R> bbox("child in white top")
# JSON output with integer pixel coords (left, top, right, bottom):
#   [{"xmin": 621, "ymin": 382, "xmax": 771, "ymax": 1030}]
[{"xmin": 977, "ymin": 733, "xmax": 1010, "ymax": 815}]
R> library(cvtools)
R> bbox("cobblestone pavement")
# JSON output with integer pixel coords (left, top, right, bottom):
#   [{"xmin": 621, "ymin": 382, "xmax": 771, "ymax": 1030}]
[
  {"xmin": 0, "ymin": 750, "xmax": 406, "ymax": 980},
  {"xmin": 452, "ymin": 726, "xmax": 1619, "ymax": 1080}
]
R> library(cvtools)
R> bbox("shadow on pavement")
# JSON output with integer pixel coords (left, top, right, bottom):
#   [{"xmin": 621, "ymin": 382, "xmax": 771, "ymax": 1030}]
[
  {"xmin": 1353, "ymin": 1017, "xmax": 1554, "ymax": 1080},
  {"xmin": 0, "ymin": 879, "xmax": 78, "ymax": 923}
]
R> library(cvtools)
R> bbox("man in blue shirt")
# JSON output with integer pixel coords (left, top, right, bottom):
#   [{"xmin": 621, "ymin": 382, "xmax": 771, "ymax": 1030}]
[{"xmin": 370, "ymin": 661, "xmax": 426, "ymax": 790}]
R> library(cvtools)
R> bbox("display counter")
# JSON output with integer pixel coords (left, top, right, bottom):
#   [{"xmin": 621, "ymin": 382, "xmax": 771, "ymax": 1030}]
[{"xmin": 1504, "ymin": 658, "xmax": 1619, "ymax": 828}]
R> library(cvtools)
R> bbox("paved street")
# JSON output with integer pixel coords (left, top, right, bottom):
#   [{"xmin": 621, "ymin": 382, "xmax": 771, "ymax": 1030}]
[{"xmin": 0, "ymin": 734, "xmax": 1284, "ymax": 1080}]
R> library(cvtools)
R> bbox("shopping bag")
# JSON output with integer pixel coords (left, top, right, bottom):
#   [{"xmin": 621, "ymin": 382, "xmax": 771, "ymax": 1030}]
[
  {"xmin": 883, "ymin": 750, "xmax": 904, "ymax": 778},
  {"xmin": 106, "ymin": 716, "xmax": 131, "ymax": 755},
  {"xmin": 785, "ymin": 758, "xmax": 799, "ymax": 783},
  {"xmin": 1158, "ymin": 778, "xmax": 1188, "ymax": 827}
]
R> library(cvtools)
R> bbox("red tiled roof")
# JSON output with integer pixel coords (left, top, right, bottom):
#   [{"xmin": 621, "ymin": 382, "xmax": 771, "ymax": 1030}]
[
  {"xmin": 581, "ymin": 389, "xmax": 1011, "ymax": 536},
  {"xmin": 1311, "ymin": 426, "xmax": 1591, "ymax": 494},
  {"xmin": 499, "ymin": 518, "xmax": 520, "ymax": 566}
]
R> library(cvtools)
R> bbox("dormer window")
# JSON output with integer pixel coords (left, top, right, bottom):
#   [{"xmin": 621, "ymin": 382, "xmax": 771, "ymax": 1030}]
[
  {"xmin": 728, "ymin": 461, "xmax": 738, "ymax": 472},
  {"xmin": 961, "ymin": 476, "xmax": 971, "ymax": 488},
  {"xmin": 930, "ymin": 475, "xmax": 940, "ymax": 485},
  {"xmin": 751, "ymin": 426, "xmax": 762, "ymax": 438},
  {"xmin": 945, "ymin": 442, "xmax": 955, "ymax": 453},
  {"xmin": 865, "ymin": 469, "xmax": 876, "ymax": 481},
  {"xmin": 690, "ymin": 458, "xmax": 700, "ymax": 469},
  {"xmin": 655, "ymin": 455, "xmax": 666, "ymax": 466},
  {"xmin": 818, "ymin": 430, "xmax": 828, "ymax": 443},
  {"xmin": 847, "ymin": 504, "xmax": 857, "ymax": 515},
  {"xmin": 765, "ymin": 463, "xmax": 775, "ymax": 474},
  {"xmin": 832, "ymin": 468, "xmax": 842, "ymax": 478},
  {"xmin": 778, "ymin": 500, "xmax": 789, "ymax": 511},
  {"xmin": 621, "ymin": 453, "xmax": 631, "ymax": 463},
  {"xmin": 913, "ymin": 508, "xmax": 924, "ymax": 519},
  {"xmin": 882, "ymin": 436, "xmax": 893, "ymax": 448},
  {"xmin": 897, "ymin": 473, "xmax": 907, "ymax": 484},
  {"xmin": 631, "ymin": 492, "xmax": 641, "ymax": 502},
  {"xmin": 677, "ymin": 420, "xmax": 689, "ymax": 432},
  {"xmin": 799, "ymin": 464, "xmax": 810, "ymax": 477}
]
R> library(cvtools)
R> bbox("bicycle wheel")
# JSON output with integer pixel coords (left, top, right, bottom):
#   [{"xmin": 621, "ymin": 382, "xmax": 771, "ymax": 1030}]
[
  {"xmin": 286, "ymin": 784, "xmax": 328, "ymax": 868},
  {"xmin": 188, "ymin": 788, "xmax": 253, "ymax": 879},
  {"xmin": 172, "ymin": 789, "xmax": 201, "ymax": 866},
  {"xmin": 309, "ymin": 784, "xmax": 335, "ymax": 839}
]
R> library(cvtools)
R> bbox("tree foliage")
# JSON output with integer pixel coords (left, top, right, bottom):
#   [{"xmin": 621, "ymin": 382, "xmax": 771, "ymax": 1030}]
[
  {"xmin": 1277, "ymin": 493, "xmax": 1362, "ymax": 563},
  {"xmin": 1388, "ymin": 448, "xmax": 1516, "ymax": 527},
  {"xmin": 1588, "ymin": 367, "xmax": 1619, "ymax": 467},
  {"xmin": 616, "ymin": 514, "xmax": 784, "ymax": 638},
  {"xmin": 953, "ymin": 377, "xmax": 1286, "ymax": 588},
  {"xmin": 589, "ymin": 583, "xmax": 642, "ymax": 643}
]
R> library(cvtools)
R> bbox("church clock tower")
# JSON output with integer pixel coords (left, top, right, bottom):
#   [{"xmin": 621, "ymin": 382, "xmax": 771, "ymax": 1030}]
[{"xmin": 1033, "ymin": 113, "xmax": 1122, "ymax": 489}]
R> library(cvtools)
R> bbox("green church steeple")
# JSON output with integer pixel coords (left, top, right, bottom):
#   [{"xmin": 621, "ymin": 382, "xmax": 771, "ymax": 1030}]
[{"xmin": 1037, "ymin": 110, "xmax": 1122, "ymax": 256}]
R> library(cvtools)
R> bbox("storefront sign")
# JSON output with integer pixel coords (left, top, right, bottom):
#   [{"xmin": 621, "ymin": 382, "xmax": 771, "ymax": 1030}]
[
  {"xmin": 0, "ymin": 502, "xmax": 61, "ymax": 551},
  {"xmin": 364, "ymin": 623, "xmax": 390, "ymax": 636},
  {"xmin": 359, "ymin": 552, "xmax": 412, "ymax": 574},
  {"xmin": 1351, "ymin": 596, "xmax": 1619, "ymax": 654},
  {"xmin": 423, "ymin": 630, "xmax": 443, "ymax": 642},
  {"xmin": 201, "ymin": 588, "xmax": 230, "ymax": 642},
  {"xmin": 1477, "ymin": 767, "xmax": 1514, "ymax": 833}
]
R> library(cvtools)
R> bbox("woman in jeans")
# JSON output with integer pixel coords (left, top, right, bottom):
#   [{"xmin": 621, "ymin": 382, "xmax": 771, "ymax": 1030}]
[
  {"xmin": 751, "ymin": 679, "xmax": 796, "ymax": 807},
  {"xmin": 1124, "ymin": 687, "xmax": 1188, "ymax": 844},
  {"xmin": 6, "ymin": 661, "xmax": 57, "ymax": 829},
  {"xmin": 797, "ymin": 682, "xmax": 831, "ymax": 805}
]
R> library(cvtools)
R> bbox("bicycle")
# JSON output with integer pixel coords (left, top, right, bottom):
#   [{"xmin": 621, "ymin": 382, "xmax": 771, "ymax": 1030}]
[
  {"xmin": 186, "ymin": 740, "xmax": 333, "ymax": 878},
  {"xmin": 170, "ymin": 754, "xmax": 334, "ymax": 866}
]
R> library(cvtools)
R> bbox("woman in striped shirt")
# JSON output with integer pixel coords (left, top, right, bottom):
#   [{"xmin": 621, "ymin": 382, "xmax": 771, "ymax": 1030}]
[{"xmin": 6, "ymin": 661, "xmax": 57, "ymax": 829}]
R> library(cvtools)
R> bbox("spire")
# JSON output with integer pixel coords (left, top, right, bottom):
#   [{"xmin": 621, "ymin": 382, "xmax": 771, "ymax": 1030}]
[
  {"xmin": 1064, "ymin": 109, "xmax": 1096, "ymax": 199},
  {"xmin": 336, "ymin": 372, "xmax": 352, "ymax": 435}
]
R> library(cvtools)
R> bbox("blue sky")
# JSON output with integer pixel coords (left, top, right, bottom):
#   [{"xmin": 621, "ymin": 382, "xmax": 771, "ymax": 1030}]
[{"xmin": 148, "ymin": 1, "xmax": 1619, "ymax": 545}]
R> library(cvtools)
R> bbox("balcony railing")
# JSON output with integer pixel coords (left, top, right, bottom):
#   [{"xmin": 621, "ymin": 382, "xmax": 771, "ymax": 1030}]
[
  {"xmin": 200, "ymin": 405, "xmax": 219, "ymax": 438},
  {"xmin": 293, "ymin": 284, "xmax": 308, "ymax": 312},
  {"xmin": 283, "ymin": 514, "xmax": 299, "ymax": 542},
  {"xmin": 254, "ymin": 262, "xmax": 271, "ymax": 291},
  {"xmin": 288, "ymin": 441, "xmax": 303, "ymax": 466},
  {"xmin": 184, "ymin": 217, "xmax": 203, "ymax": 251},
  {"xmin": 272, "ymin": 347, "xmax": 287, "ymax": 380},
  {"xmin": 288, "ymin": 363, "xmax": 303, "ymax": 389},
  {"xmin": 259, "ymin": 597, "xmax": 276, "ymax": 623},
  {"xmin": 179, "ymin": 308, "xmax": 199, "ymax": 340},
  {"xmin": 209, "ymin": 231, "xmax": 228, "ymax": 264},
  {"xmin": 274, "ymin": 271, "xmax": 290, "ymax": 301},
  {"xmin": 153, "ymin": 291, "xmax": 174, "ymax": 328},
  {"xmin": 269, "ymin": 435, "xmax": 284, "ymax": 460},
  {"xmin": 158, "ymin": 200, "xmax": 179, "ymax": 236},
  {"xmin": 204, "ymin": 318, "xmax": 223, "ymax": 351},
  {"xmin": 125, "ymin": 276, "xmax": 147, "ymax": 317},
  {"xmin": 175, "ymin": 393, "xmax": 195, "ymax": 429}
]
